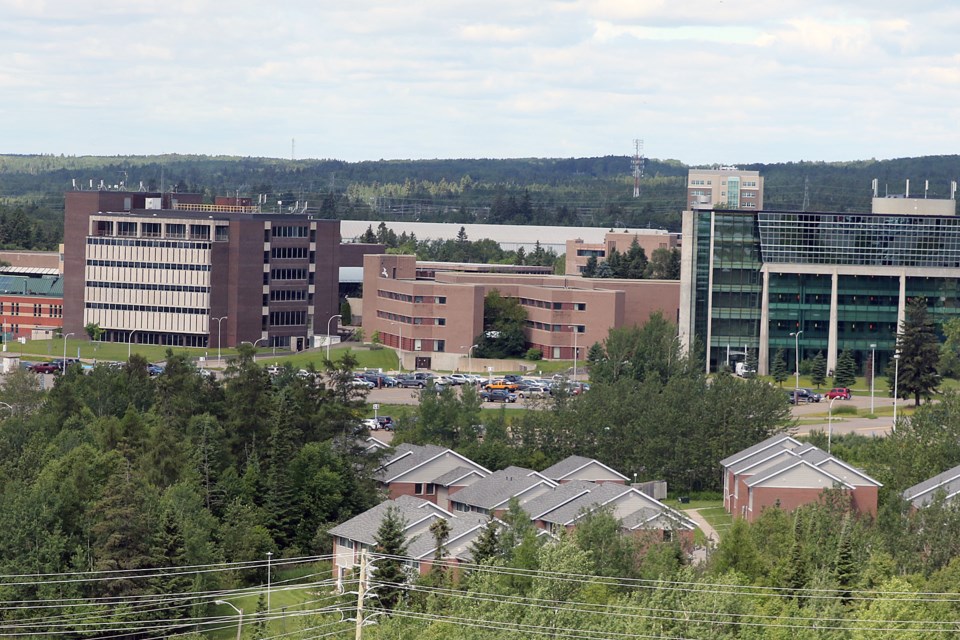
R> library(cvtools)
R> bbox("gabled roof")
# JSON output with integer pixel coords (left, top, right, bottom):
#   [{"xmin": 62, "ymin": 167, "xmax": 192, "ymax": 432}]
[
  {"xmin": 522, "ymin": 481, "xmax": 597, "ymax": 519},
  {"xmin": 329, "ymin": 495, "xmax": 452, "ymax": 546},
  {"xmin": 720, "ymin": 433, "xmax": 802, "ymax": 468},
  {"xmin": 409, "ymin": 514, "xmax": 492, "ymax": 561},
  {"xmin": 802, "ymin": 448, "xmax": 882, "ymax": 487},
  {"xmin": 539, "ymin": 455, "xmax": 629, "ymax": 482},
  {"xmin": 730, "ymin": 446, "xmax": 803, "ymax": 476},
  {"xmin": 432, "ymin": 466, "xmax": 486, "ymax": 487},
  {"xmin": 533, "ymin": 483, "xmax": 697, "ymax": 531},
  {"xmin": 375, "ymin": 444, "xmax": 490, "ymax": 483},
  {"xmin": 448, "ymin": 467, "xmax": 557, "ymax": 510},
  {"xmin": 744, "ymin": 458, "xmax": 853, "ymax": 490},
  {"xmin": 903, "ymin": 463, "xmax": 960, "ymax": 507}
]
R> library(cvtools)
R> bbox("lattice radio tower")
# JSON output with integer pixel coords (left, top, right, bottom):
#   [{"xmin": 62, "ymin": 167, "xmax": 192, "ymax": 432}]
[{"xmin": 632, "ymin": 139, "xmax": 645, "ymax": 198}]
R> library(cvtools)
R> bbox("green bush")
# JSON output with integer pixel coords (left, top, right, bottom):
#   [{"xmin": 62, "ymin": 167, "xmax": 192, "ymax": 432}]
[
  {"xmin": 832, "ymin": 405, "xmax": 858, "ymax": 416},
  {"xmin": 525, "ymin": 348, "xmax": 543, "ymax": 361}
]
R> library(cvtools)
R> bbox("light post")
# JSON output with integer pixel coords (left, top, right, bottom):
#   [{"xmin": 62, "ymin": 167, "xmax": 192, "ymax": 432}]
[
  {"xmin": 391, "ymin": 321, "xmax": 403, "ymax": 373},
  {"xmin": 326, "ymin": 314, "xmax": 343, "ymax": 362},
  {"xmin": 827, "ymin": 396, "xmax": 837, "ymax": 454},
  {"xmin": 869, "ymin": 343, "xmax": 877, "ymax": 415},
  {"xmin": 568, "ymin": 325, "xmax": 579, "ymax": 381},
  {"xmin": 128, "ymin": 329, "xmax": 139, "ymax": 360},
  {"xmin": 213, "ymin": 600, "xmax": 243, "ymax": 640},
  {"xmin": 789, "ymin": 330, "xmax": 804, "ymax": 395},
  {"xmin": 212, "ymin": 316, "xmax": 228, "ymax": 364},
  {"xmin": 241, "ymin": 338, "xmax": 268, "ymax": 362},
  {"xmin": 462, "ymin": 344, "xmax": 477, "ymax": 375},
  {"xmin": 893, "ymin": 352, "xmax": 901, "ymax": 431},
  {"xmin": 63, "ymin": 332, "xmax": 74, "ymax": 366}
]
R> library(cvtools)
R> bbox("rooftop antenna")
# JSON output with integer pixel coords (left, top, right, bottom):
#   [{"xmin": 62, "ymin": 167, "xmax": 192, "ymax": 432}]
[
  {"xmin": 632, "ymin": 139, "xmax": 644, "ymax": 198},
  {"xmin": 71, "ymin": 178, "xmax": 77, "ymax": 190}
]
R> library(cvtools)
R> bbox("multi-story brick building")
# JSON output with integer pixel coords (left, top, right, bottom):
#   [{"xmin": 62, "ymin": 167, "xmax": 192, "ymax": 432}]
[
  {"xmin": 362, "ymin": 253, "xmax": 680, "ymax": 369},
  {"xmin": 63, "ymin": 190, "xmax": 340, "ymax": 350},
  {"xmin": 0, "ymin": 271, "xmax": 64, "ymax": 342},
  {"xmin": 565, "ymin": 229, "xmax": 679, "ymax": 276}
]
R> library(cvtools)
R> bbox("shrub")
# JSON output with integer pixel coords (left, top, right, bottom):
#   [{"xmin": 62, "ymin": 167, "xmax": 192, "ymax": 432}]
[{"xmin": 525, "ymin": 348, "xmax": 543, "ymax": 361}]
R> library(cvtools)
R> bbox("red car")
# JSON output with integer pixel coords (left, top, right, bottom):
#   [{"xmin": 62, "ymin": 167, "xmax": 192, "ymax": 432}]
[
  {"xmin": 29, "ymin": 362, "xmax": 60, "ymax": 374},
  {"xmin": 825, "ymin": 387, "xmax": 851, "ymax": 400}
]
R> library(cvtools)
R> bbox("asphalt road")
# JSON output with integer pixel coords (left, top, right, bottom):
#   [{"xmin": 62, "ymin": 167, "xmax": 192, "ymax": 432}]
[{"xmin": 789, "ymin": 390, "xmax": 905, "ymax": 438}]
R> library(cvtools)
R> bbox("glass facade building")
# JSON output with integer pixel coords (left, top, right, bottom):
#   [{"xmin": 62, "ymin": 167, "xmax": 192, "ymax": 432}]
[{"xmin": 680, "ymin": 208, "xmax": 960, "ymax": 375}]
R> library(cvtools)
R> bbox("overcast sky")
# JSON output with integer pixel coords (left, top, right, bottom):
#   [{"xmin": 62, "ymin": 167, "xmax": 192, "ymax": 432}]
[{"xmin": 2, "ymin": 1, "xmax": 958, "ymax": 165}]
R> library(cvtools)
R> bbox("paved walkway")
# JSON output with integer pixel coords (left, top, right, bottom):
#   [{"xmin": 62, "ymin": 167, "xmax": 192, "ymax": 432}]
[{"xmin": 683, "ymin": 508, "xmax": 720, "ymax": 545}]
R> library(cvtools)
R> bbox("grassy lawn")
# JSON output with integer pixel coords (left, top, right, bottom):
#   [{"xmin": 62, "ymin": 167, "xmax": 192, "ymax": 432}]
[
  {"xmin": 687, "ymin": 503, "xmax": 733, "ymax": 538},
  {"xmin": 257, "ymin": 345, "xmax": 399, "ymax": 372},
  {"xmin": 16, "ymin": 337, "xmax": 204, "ymax": 363}
]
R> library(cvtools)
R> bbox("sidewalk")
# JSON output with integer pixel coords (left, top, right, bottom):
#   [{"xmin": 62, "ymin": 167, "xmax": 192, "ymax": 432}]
[{"xmin": 683, "ymin": 508, "xmax": 720, "ymax": 544}]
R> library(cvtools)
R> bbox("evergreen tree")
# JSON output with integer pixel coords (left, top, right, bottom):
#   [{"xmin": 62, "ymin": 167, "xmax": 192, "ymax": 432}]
[
  {"xmin": 372, "ymin": 506, "xmax": 409, "ymax": 610},
  {"xmin": 894, "ymin": 297, "xmax": 942, "ymax": 405},
  {"xmin": 833, "ymin": 350, "xmax": 857, "ymax": 388},
  {"xmin": 834, "ymin": 515, "xmax": 856, "ymax": 604},
  {"xmin": 743, "ymin": 350, "xmax": 759, "ymax": 379},
  {"xmin": 811, "ymin": 351, "xmax": 827, "ymax": 389},
  {"xmin": 595, "ymin": 261, "xmax": 614, "ymax": 278},
  {"xmin": 428, "ymin": 517, "xmax": 452, "ymax": 577},
  {"xmin": 771, "ymin": 348, "xmax": 789, "ymax": 387},
  {"xmin": 468, "ymin": 518, "xmax": 500, "ymax": 565},
  {"xmin": 582, "ymin": 255, "xmax": 598, "ymax": 278}
]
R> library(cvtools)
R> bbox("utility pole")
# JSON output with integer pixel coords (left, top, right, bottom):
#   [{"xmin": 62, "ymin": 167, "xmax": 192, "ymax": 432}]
[{"xmin": 355, "ymin": 551, "xmax": 368, "ymax": 640}]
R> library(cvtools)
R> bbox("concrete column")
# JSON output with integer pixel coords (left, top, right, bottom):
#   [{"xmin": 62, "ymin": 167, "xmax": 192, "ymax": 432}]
[
  {"xmin": 759, "ymin": 267, "xmax": 770, "ymax": 375},
  {"xmin": 827, "ymin": 271, "xmax": 839, "ymax": 374},
  {"xmin": 678, "ymin": 210, "xmax": 696, "ymax": 356}
]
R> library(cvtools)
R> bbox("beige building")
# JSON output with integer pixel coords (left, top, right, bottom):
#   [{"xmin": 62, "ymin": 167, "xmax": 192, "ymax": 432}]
[
  {"xmin": 363, "ymin": 254, "xmax": 679, "ymax": 370},
  {"xmin": 565, "ymin": 230, "xmax": 678, "ymax": 276},
  {"xmin": 687, "ymin": 167, "xmax": 764, "ymax": 210}
]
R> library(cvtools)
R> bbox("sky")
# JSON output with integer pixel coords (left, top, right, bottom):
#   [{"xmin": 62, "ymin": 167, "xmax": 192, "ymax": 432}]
[{"xmin": 2, "ymin": 1, "xmax": 959, "ymax": 165}]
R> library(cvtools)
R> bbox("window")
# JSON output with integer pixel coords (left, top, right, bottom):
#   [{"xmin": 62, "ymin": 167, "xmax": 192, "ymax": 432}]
[
  {"xmin": 415, "ymin": 483, "xmax": 424, "ymax": 495},
  {"xmin": 434, "ymin": 340, "xmax": 445, "ymax": 352},
  {"xmin": 436, "ymin": 296, "xmax": 446, "ymax": 304},
  {"xmin": 575, "ymin": 303, "xmax": 586, "ymax": 311},
  {"xmin": 425, "ymin": 483, "xmax": 436, "ymax": 495},
  {"xmin": 215, "ymin": 226, "xmax": 230, "ymax": 241}
]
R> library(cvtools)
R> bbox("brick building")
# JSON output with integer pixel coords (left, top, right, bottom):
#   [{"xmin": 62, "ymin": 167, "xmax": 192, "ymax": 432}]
[
  {"xmin": 565, "ymin": 230, "xmax": 679, "ymax": 276},
  {"xmin": 362, "ymin": 254, "xmax": 680, "ymax": 369},
  {"xmin": 62, "ymin": 190, "xmax": 340, "ymax": 350}
]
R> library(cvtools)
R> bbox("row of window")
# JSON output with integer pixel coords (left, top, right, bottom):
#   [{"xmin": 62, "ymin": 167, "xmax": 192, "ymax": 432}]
[
  {"xmin": 85, "ymin": 302, "xmax": 208, "ymax": 314},
  {"xmin": 270, "ymin": 247, "xmax": 310, "ymax": 259},
  {"xmin": 377, "ymin": 290, "xmax": 448, "ymax": 304},
  {"xmin": 87, "ymin": 237, "xmax": 211, "ymax": 250},
  {"xmin": 268, "ymin": 311, "xmax": 307, "ymax": 326},
  {"xmin": 526, "ymin": 321, "xmax": 584, "ymax": 332},
  {"xmin": 270, "ymin": 268, "xmax": 308, "ymax": 280},
  {"xmin": 86, "ymin": 281, "xmax": 210, "ymax": 294},
  {"xmin": 271, "ymin": 226, "xmax": 309, "ymax": 238},
  {"xmin": 87, "ymin": 260, "xmax": 211, "ymax": 272},
  {"xmin": 376, "ymin": 311, "xmax": 445, "ymax": 325},
  {"xmin": 0, "ymin": 303, "xmax": 62, "ymax": 317},
  {"xmin": 518, "ymin": 298, "xmax": 587, "ymax": 311},
  {"xmin": 269, "ymin": 289, "xmax": 309, "ymax": 301}
]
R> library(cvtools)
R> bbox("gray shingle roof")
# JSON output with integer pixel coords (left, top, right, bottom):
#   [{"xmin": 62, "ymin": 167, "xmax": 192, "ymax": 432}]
[
  {"xmin": 744, "ymin": 458, "xmax": 853, "ymax": 489},
  {"xmin": 328, "ymin": 495, "xmax": 450, "ymax": 546},
  {"xmin": 449, "ymin": 467, "xmax": 553, "ymax": 510},
  {"xmin": 521, "ymin": 481, "xmax": 597, "ymax": 519},
  {"xmin": 539, "ymin": 455, "xmax": 628, "ymax": 482},
  {"xmin": 432, "ymin": 466, "xmax": 485, "ymax": 487},
  {"xmin": 903, "ymin": 463, "xmax": 960, "ymax": 507},
  {"xmin": 536, "ymin": 482, "xmax": 629, "ymax": 525},
  {"xmin": 409, "ymin": 513, "xmax": 491, "ymax": 560},
  {"xmin": 374, "ymin": 443, "xmax": 450, "ymax": 482},
  {"xmin": 719, "ymin": 433, "xmax": 801, "ymax": 468}
]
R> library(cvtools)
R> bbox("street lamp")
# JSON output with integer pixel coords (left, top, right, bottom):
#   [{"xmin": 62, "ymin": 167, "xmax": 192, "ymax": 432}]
[
  {"xmin": 869, "ymin": 343, "xmax": 877, "ymax": 415},
  {"xmin": 789, "ymin": 330, "xmax": 804, "ymax": 396},
  {"xmin": 391, "ymin": 321, "xmax": 403, "ymax": 373},
  {"xmin": 568, "ymin": 325, "xmax": 579, "ymax": 381},
  {"xmin": 827, "ymin": 396, "xmax": 837, "ymax": 454},
  {"xmin": 212, "ymin": 316, "xmax": 228, "ymax": 364},
  {"xmin": 240, "ymin": 338, "xmax": 268, "ymax": 362},
  {"xmin": 893, "ymin": 352, "xmax": 901, "ymax": 431},
  {"xmin": 128, "ymin": 329, "xmax": 140, "ymax": 360},
  {"xmin": 326, "ymin": 314, "xmax": 343, "ymax": 362},
  {"xmin": 63, "ymin": 332, "xmax": 74, "ymax": 366},
  {"xmin": 213, "ymin": 600, "xmax": 243, "ymax": 640}
]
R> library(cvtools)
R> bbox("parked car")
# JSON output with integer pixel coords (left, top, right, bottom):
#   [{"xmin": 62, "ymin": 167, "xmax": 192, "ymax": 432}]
[
  {"xmin": 376, "ymin": 416, "xmax": 394, "ymax": 430},
  {"xmin": 802, "ymin": 388, "xmax": 822, "ymax": 402},
  {"xmin": 147, "ymin": 363, "xmax": 165, "ymax": 376},
  {"xmin": 448, "ymin": 373, "xmax": 471, "ymax": 385},
  {"xmin": 826, "ymin": 387, "xmax": 852, "ymax": 400},
  {"xmin": 503, "ymin": 374, "xmax": 524, "ymax": 384},
  {"xmin": 789, "ymin": 388, "xmax": 819, "ymax": 403},
  {"xmin": 351, "ymin": 377, "xmax": 376, "ymax": 389},
  {"xmin": 515, "ymin": 383, "xmax": 550, "ymax": 399},
  {"xmin": 480, "ymin": 389, "xmax": 518, "ymax": 403},
  {"xmin": 361, "ymin": 418, "xmax": 380, "ymax": 431},
  {"xmin": 29, "ymin": 362, "xmax": 59, "ymax": 374}
]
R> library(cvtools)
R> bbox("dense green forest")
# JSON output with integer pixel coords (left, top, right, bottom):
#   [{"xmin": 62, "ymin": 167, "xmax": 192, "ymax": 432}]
[
  {"xmin": 2, "ymin": 320, "xmax": 960, "ymax": 637},
  {"xmin": 2, "ymin": 152, "xmax": 958, "ymax": 250}
]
